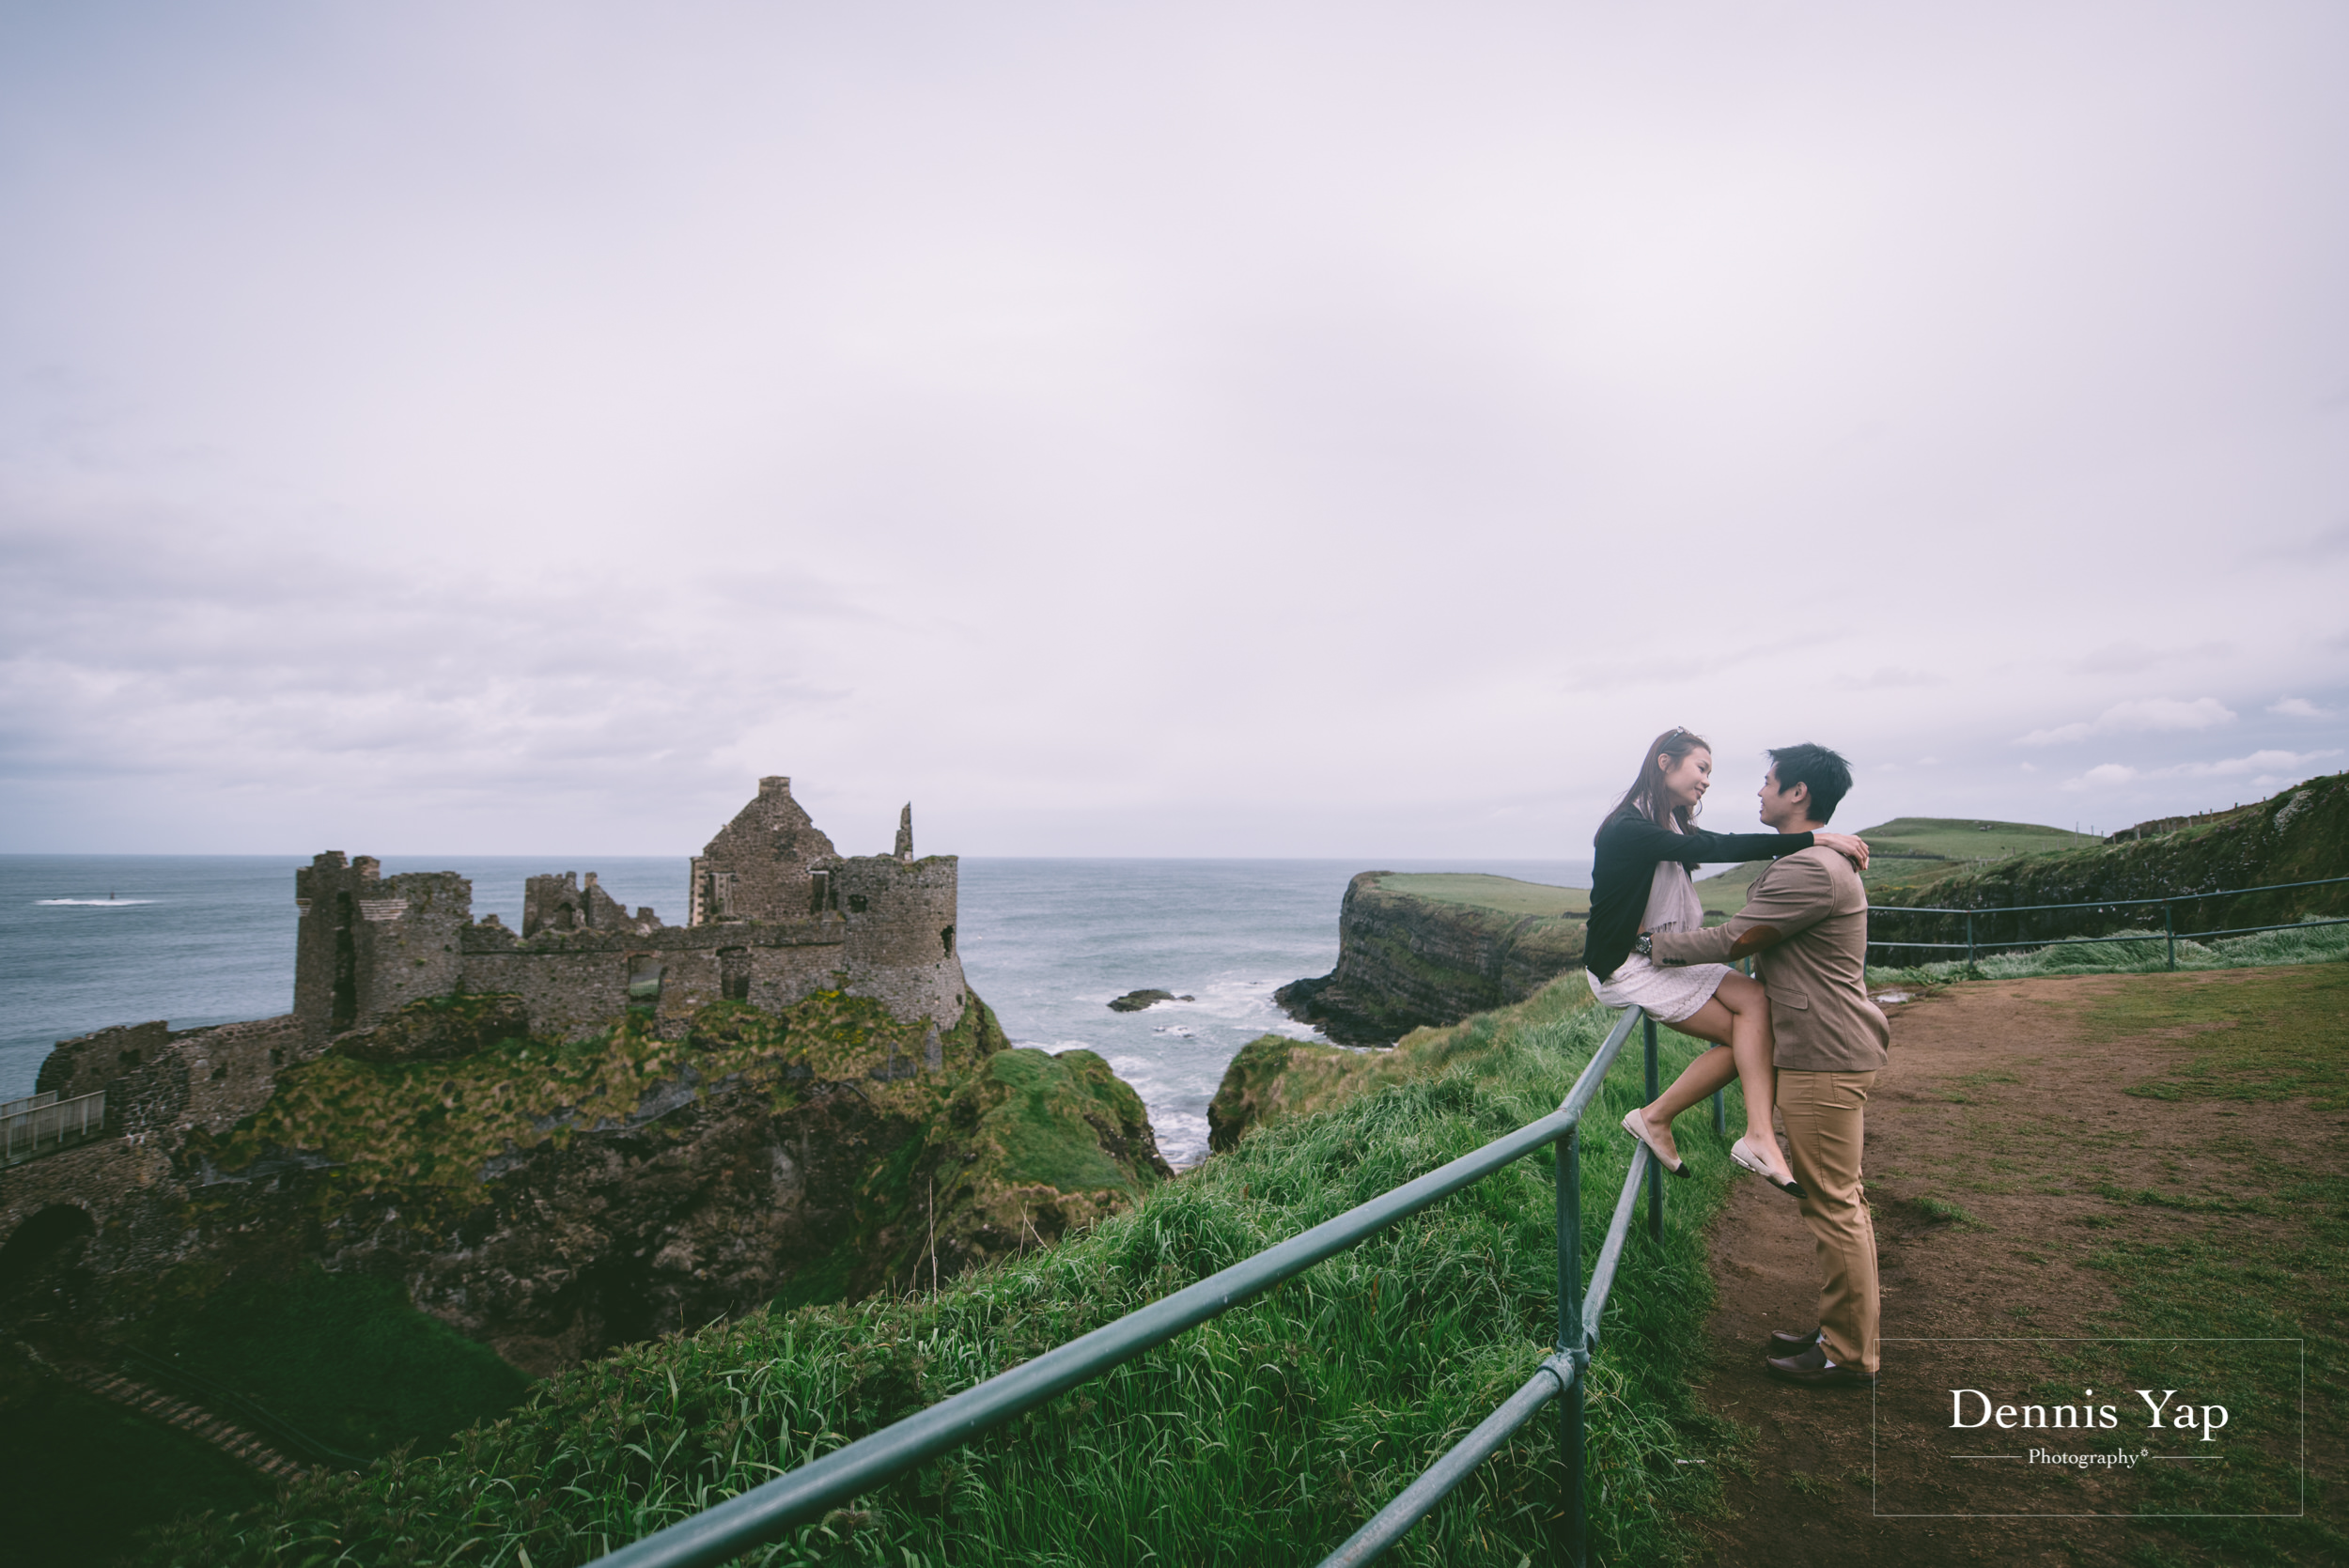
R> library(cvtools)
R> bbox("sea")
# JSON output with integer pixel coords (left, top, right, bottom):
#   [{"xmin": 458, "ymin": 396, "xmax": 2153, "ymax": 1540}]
[{"xmin": 0, "ymin": 855, "xmax": 1591, "ymax": 1168}]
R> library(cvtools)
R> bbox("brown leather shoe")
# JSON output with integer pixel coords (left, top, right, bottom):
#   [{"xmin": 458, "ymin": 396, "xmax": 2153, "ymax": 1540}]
[
  {"xmin": 1765, "ymin": 1327, "xmax": 1822, "ymax": 1358},
  {"xmin": 1766, "ymin": 1342, "xmax": 1875, "ymax": 1389}
]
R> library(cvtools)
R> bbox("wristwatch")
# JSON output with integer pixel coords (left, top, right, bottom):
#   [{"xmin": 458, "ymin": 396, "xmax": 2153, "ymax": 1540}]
[{"xmin": 1635, "ymin": 932, "xmax": 1654, "ymax": 958}]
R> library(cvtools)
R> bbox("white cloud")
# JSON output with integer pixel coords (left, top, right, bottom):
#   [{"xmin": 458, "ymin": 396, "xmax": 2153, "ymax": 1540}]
[
  {"xmin": 2165, "ymin": 748, "xmax": 2341, "ymax": 779},
  {"xmin": 2016, "ymin": 697, "xmax": 2238, "ymax": 746},
  {"xmin": 2059, "ymin": 748, "xmax": 2341, "ymax": 792},
  {"xmin": 2268, "ymin": 696, "xmax": 2327, "ymax": 718},
  {"xmin": 2061, "ymin": 763, "xmax": 2140, "ymax": 791}
]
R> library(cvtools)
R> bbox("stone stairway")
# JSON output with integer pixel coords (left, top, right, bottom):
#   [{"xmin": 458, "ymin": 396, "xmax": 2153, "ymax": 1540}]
[{"xmin": 56, "ymin": 1359, "xmax": 311, "ymax": 1483}]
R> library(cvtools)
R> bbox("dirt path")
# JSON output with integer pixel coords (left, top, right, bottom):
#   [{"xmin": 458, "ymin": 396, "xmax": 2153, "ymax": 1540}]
[{"xmin": 1686, "ymin": 970, "xmax": 2343, "ymax": 1568}]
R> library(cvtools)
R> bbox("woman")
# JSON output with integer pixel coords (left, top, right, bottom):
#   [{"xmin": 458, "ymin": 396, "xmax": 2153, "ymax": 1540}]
[{"xmin": 1586, "ymin": 727, "xmax": 1869, "ymax": 1195}]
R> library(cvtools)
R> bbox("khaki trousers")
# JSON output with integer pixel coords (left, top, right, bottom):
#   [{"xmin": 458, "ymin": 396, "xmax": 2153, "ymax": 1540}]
[{"xmin": 1777, "ymin": 1068, "xmax": 1880, "ymax": 1375}]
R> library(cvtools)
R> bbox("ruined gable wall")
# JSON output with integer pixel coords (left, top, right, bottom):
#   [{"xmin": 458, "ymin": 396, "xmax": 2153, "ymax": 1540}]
[{"xmin": 690, "ymin": 776, "xmax": 839, "ymax": 925}]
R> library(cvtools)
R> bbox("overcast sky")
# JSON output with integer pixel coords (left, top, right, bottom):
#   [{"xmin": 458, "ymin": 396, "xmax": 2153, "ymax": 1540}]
[{"xmin": 3, "ymin": 2, "xmax": 2344, "ymax": 860}]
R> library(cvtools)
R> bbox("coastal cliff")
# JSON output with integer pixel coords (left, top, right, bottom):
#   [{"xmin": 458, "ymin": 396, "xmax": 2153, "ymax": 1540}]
[
  {"xmin": 4, "ymin": 989, "xmax": 1168, "ymax": 1378},
  {"xmin": 1274, "ymin": 872, "xmax": 1588, "ymax": 1045}
]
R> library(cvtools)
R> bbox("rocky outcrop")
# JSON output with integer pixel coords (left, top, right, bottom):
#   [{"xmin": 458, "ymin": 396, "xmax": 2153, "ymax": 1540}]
[
  {"xmin": 3, "ymin": 989, "xmax": 1169, "ymax": 1377},
  {"xmin": 1276, "ymin": 873, "xmax": 1587, "ymax": 1045},
  {"xmin": 1107, "ymin": 989, "xmax": 1191, "ymax": 1013},
  {"xmin": 1206, "ymin": 1034, "xmax": 1377, "ymax": 1152},
  {"xmin": 1867, "ymin": 772, "xmax": 2349, "ymax": 957}
]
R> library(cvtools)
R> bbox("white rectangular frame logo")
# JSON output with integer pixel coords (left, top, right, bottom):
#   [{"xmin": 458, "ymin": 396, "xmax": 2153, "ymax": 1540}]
[{"xmin": 1871, "ymin": 1336, "xmax": 2305, "ymax": 1519}]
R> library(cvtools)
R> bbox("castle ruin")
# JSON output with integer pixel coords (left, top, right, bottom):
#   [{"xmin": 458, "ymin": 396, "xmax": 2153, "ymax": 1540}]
[{"xmin": 292, "ymin": 775, "xmax": 966, "ymax": 1046}]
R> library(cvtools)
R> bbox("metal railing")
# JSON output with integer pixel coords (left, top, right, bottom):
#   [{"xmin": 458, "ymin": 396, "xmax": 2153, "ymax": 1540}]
[
  {"xmin": 1, "ymin": 1089, "xmax": 106, "ymax": 1167},
  {"xmin": 1866, "ymin": 872, "xmax": 2349, "ymax": 971},
  {"xmin": 589, "ymin": 1004, "xmax": 1675, "ymax": 1568}
]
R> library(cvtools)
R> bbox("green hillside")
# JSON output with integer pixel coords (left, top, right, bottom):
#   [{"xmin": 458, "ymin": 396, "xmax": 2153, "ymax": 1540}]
[{"xmin": 1379, "ymin": 817, "xmax": 2106, "ymax": 928}]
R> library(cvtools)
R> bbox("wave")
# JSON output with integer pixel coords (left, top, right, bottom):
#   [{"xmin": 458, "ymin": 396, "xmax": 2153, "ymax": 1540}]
[{"xmin": 34, "ymin": 898, "xmax": 155, "ymax": 907}]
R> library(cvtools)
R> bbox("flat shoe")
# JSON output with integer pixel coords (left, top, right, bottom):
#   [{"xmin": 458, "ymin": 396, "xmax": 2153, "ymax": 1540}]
[
  {"xmin": 1619, "ymin": 1107, "xmax": 1690, "ymax": 1178},
  {"xmin": 1766, "ymin": 1343, "xmax": 1875, "ymax": 1389},
  {"xmin": 1730, "ymin": 1137, "xmax": 1807, "ymax": 1199}
]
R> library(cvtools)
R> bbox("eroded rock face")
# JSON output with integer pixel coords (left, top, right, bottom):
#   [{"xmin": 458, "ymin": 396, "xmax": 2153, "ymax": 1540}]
[
  {"xmin": 1277, "ymin": 874, "xmax": 1587, "ymax": 1045},
  {"xmin": 7, "ymin": 991, "xmax": 1171, "ymax": 1376},
  {"xmin": 329, "ymin": 1077, "xmax": 926, "ymax": 1374}
]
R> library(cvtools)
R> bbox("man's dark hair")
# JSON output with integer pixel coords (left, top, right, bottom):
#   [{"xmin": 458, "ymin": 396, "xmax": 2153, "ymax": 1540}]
[{"xmin": 1768, "ymin": 742, "xmax": 1853, "ymax": 824}]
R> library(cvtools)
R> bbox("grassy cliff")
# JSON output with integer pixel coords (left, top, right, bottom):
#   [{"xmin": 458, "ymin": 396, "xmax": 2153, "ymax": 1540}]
[
  {"xmin": 1275, "ymin": 873, "xmax": 1590, "ymax": 1043},
  {"xmin": 149, "ymin": 981, "xmax": 1743, "ymax": 1568},
  {"xmin": 1859, "ymin": 774, "xmax": 2349, "ymax": 956}
]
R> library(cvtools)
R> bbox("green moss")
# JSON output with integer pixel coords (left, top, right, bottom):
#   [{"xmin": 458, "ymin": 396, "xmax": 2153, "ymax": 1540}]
[
  {"xmin": 141, "ymin": 1263, "xmax": 532, "ymax": 1460},
  {"xmin": 144, "ymin": 985, "xmax": 1736, "ymax": 1568},
  {"xmin": 983, "ymin": 1049, "xmax": 1138, "ymax": 1195},
  {"xmin": 190, "ymin": 990, "xmax": 952, "ymax": 1234}
]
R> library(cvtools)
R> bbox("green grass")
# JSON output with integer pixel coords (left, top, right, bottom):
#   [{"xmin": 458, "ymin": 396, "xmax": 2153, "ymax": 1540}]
[
  {"xmin": 1911, "ymin": 1195, "xmax": 1981, "ymax": 1228},
  {"xmin": 1373, "ymin": 873, "xmax": 1589, "ymax": 918},
  {"xmin": 0, "ymin": 1343, "xmax": 272, "ymax": 1568},
  {"xmin": 139, "ymin": 1263, "xmax": 534, "ymax": 1461},
  {"xmin": 1694, "ymin": 815, "xmax": 2101, "ymax": 907},
  {"xmin": 2061, "ymin": 971, "xmax": 2349, "ymax": 1563},
  {"xmin": 983, "ymin": 1048, "xmax": 1143, "ymax": 1194},
  {"xmin": 148, "ymin": 989, "xmax": 1745, "ymax": 1568},
  {"xmin": 1866, "ymin": 915, "xmax": 2349, "ymax": 988}
]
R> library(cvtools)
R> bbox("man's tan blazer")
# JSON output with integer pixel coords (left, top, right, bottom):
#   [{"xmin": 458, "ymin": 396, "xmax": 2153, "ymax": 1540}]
[{"xmin": 1650, "ymin": 844, "xmax": 1890, "ymax": 1072}]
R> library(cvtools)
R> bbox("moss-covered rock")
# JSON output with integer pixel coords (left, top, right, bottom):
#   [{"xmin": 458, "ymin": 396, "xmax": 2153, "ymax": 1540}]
[
  {"xmin": 45, "ymin": 988, "xmax": 1167, "ymax": 1377},
  {"xmin": 1210, "ymin": 979, "xmax": 1603, "ymax": 1151}
]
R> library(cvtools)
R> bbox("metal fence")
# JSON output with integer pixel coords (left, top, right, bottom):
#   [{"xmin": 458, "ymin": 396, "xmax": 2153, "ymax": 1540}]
[
  {"xmin": 1866, "ymin": 871, "xmax": 2349, "ymax": 970},
  {"xmin": 589, "ymin": 1004, "xmax": 1673, "ymax": 1568},
  {"xmin": 1, "ymin": 1089, "xmax": 107, "ymax": 1168}
]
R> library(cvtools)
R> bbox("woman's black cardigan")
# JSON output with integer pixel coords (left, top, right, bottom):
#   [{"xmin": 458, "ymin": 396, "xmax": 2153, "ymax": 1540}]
[{"xmin": 1584, "ymin": 804, "xmax": 1813, "ymax": 981}]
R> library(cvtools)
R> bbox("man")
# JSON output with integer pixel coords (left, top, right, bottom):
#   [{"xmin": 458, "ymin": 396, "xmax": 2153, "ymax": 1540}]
[{"xmin": 1645, "ymin": 743, "xmax": 1888, "ymax": 1389}]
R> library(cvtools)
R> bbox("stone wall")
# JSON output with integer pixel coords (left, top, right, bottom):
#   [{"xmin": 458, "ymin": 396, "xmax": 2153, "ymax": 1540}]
[
  {"xmin": 293, "ymin": 855, "xmax": 471, "ymax": 1046},
  {"xmin": 34, "ymin": 1019, "xmax": 175, "ymax": 1102},
  {"xmin": 523, "ymin": 871, "xmax": 659, "ymax": 939}
]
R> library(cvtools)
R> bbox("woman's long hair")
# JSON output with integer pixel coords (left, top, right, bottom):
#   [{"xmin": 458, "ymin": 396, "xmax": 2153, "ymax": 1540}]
[{"xmin": 1601, "ymin": 727, "xmax": 1712, "ymax": 840}]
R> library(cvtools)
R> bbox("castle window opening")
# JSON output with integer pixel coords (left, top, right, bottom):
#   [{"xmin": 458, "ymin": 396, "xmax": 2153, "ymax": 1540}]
[
  {"xmin": 808, "ymin": 870, "xmax": 829, "ymax": 914},
  {"xmin": 719, "ymin": 949, "xmax": 752, "ymax": 1002},
  {"xmin": 940, "ymin": 924, "xmax": 956, "ymax": 956},
  {"xmin": 848, "ymin": 894, "xmax": 869, "ymax": 914},
  {"xmin": 627, "ymin": 955, "xmax": 665, "ymax": 1006}
]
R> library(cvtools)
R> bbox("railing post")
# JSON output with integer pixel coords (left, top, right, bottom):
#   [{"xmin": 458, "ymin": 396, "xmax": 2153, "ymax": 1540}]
[
  {"xmin": 2165, "ymin": 903, "xmax": 2175, "ymax": 971},
  {"xmin": 1557, "ymin": 1124, "xmax": 1585, "ymax": 1568},
  {"xmin": 1641, "ymin": 1014, "xmax": 1661, "ymax": 1241},
  {"xmin": 1965, "ymin": 913, "xmax": 1976, "ymax": 972}
]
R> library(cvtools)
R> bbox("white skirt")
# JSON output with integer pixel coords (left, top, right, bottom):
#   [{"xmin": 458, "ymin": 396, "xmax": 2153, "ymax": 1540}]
[{"xmin": 1585, "ymin": 954, "xmax": 1732, "ymax": 1024}]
